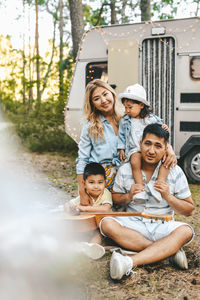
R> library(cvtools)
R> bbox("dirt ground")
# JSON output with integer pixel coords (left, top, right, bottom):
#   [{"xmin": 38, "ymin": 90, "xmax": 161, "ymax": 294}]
[{"xmin": 25, "ymin": 152, "xmax": 200, "ymax": 300}]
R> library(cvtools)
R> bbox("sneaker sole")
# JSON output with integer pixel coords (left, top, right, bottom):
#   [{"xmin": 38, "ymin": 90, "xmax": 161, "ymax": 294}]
[{"xmin": 83, "ymin": 243, "xmax": 105, "ymax": 260}]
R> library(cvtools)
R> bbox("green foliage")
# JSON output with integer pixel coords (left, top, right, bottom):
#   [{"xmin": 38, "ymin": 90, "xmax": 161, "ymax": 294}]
[
  {"xmin": 152, "ymin": 0, "xmax": 180, "ymax": 19},
  {"xmin": 83, "ymin": 4, "xmax": 108, "ymax": 26},
  {"xmin": 4, "ymin": 98, "xmax": 77, "ymax": 154}
]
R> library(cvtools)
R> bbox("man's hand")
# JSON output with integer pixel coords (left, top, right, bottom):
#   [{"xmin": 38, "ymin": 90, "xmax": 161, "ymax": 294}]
[
  {"xmin": 154, "ymin": 180, "xmax": 171, "ymax": 200},
  {"xmin": 79, "ymin": 189, "xmax": 93, "ymax": 206},
  {"xmin": 119, "ymin": 149, "xmax": 125, "ymax": 162},
  {"xmin": 128, "ymin": 184, "xmax": 145, "ymax": 202}
]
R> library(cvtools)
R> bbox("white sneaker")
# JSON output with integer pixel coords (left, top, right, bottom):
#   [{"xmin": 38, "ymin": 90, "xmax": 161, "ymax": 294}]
[
  {"xmin": 79, "ymin": 242, "xmax": 105, "ymax": 260},
  {"xmin": 169, "ymin": 248, "xmax": 188, "ymax": 270},
  {"xmin": 147, "ymin": 181, "xmax": 162, "ymax": 202},
  {"xmin": 133, "ymin": 191, "xmax": 148, "ymax": 202},
  {"xmin": 108, "ymin": 246, "xmax": 137, "ymax": 255},
  {"xmin": 110, "ymin": 251, "xmax": 133, "ymax": 280}
]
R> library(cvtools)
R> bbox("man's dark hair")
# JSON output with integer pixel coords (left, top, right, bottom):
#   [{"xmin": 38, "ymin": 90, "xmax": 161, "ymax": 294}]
[
  {"xmin": 83, "ymin": 162, "xmax": 106, "ymax": 180},
  {"xmin": 142, "ymin": 123, "xmax": 169, "ymax": 143},
  {"xmin": 122, "ymin": 98, "xmax": 152, "ymax": 118}
]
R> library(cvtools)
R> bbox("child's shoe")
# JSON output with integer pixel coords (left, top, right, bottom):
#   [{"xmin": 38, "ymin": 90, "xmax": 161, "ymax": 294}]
[
  {"xmin": 147, "ymin": 181, "xmax": 162, "ymax": 202},
  {"xmin": 133, "ymin": 191, "xmax": 148, "ymax": 202},
  {"xmin": 79, "ymin": 242, "xmax": 105, "ymax": 260}
]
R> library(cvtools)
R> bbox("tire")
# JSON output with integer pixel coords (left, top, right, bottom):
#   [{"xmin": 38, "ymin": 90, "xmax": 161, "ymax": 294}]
[{"xmin": 183, "ymin": 147, "xmax": 200, "ymax": 184}]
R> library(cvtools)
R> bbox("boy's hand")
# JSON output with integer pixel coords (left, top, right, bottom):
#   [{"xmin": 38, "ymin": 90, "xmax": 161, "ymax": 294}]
[
  {"xmin": 120, "ymin": 149, "xmax": 125, "ymax": 162},
  {"xmin": 69, "ymin": 203, "xmax": 80, "ymax": 214},
  {"xmin": 76, "ymin": 205, "xmax": 87, "ymax": 212},
  {"xmin": 162, "ymin": 124, "xmax": 169, "ymax": 131}
]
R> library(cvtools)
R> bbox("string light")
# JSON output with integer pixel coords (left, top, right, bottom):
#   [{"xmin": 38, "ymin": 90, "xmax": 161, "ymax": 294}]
[{"xmin": 65, "ymin": 18, "xmax": 200, "ymax": 138}]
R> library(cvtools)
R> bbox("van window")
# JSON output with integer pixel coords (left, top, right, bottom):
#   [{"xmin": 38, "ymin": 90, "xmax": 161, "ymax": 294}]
[
  {"xmin": 86, "ymin": 62, "xmax": 108, "ymax": 86},
  {"xmin": 181, "ymin": 93, "xmax": 200, "ymax": 103},
  {"xmin": 190, "ymin": 57, "xmax": 200, "ymax": 80}
]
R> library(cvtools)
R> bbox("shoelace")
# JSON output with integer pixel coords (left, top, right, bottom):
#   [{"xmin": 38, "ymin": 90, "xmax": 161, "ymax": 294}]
[{"xmin": 126, "ymin": 269, "xmax": 137, "ymax": 276}]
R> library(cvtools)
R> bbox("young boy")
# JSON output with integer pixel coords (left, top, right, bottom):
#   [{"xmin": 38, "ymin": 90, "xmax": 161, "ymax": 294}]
[{"xmin": 68, "ymin": 162, "xmax": 112, "ymax": 245}]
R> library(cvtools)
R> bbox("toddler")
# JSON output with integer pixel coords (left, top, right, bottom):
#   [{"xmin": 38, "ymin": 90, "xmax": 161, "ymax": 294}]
[{"xmin": 118, "ymin": 83, "xmax": 175, "ymax": 202}]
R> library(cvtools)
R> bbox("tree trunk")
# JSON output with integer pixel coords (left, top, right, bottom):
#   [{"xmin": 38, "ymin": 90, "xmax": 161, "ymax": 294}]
[
  {"xmin": 22, "ymin": 0, "xmax": 26, "ymax": 105},
  {"xmin": 59, "ymin": 0, "xmax": 64, "ymax": 98},
  {"xmin": 110, "ymin": 0, "xmax": 117, "ymax": 24},
  {"xmin": 28, "ymin": 1, "xmax": 33, "ymax": 112},
  {"xmin": 140, "ymin": 0, "xmax": 151, "ymax": 21},
  {"xmin": 40, "ymin": 14, "xmax": 57, "ymax": 97},
  {"xmin": 68, "ymin": 0, "xmax": 84, "ymax": 60},
  {"xmin": 35, "ymin": 0, "xmax": 41, "ymax": 111},
  {"xmin": 121, "ymin": 0, "xmax": 128, "ymax": 23}
]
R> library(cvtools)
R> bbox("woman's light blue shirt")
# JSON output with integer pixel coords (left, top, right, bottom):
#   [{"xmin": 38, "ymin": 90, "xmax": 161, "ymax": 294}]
[{"xmin": 76, "ymin": 116, "xmax": 121, "ymax": 174}]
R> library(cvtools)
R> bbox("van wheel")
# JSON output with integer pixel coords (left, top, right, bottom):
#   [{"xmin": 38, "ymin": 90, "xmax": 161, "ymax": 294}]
[{"xmin": 183, "ymin": 147, "xmax": 200, "ymax": 183}]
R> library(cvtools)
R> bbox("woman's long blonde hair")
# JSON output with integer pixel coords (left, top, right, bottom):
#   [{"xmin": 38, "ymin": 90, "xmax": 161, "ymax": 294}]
[{"xmin": 84, "ymin": 79, "xmax": 121, "ymax": 141}]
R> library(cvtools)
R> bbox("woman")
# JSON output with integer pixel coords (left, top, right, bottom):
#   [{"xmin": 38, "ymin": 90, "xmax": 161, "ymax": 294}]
[{"xmin": 76, "ymin": 79, "xmax": 122, "ymax": 205}]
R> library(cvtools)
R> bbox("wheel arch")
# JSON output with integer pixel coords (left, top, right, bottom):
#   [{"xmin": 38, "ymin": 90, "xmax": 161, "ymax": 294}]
[{"xmin": 180, "ymin": 135, "xmax": 200, "ymax": 159}]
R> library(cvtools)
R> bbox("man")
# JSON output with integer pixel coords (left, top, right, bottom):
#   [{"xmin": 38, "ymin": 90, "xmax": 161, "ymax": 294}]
[{"xmin": 100, "ymin": 123, "xmax": 194, "ymax": 280}]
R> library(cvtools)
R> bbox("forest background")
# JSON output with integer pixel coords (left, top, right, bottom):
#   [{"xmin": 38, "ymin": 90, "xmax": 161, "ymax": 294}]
[{"xmin": 0, "ymin": 0, "xmax": 200, "ymax": 154}]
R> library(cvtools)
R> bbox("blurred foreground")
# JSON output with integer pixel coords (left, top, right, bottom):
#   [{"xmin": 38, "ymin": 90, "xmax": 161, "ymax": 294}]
[{"xmin": 0, "ymin": 110, "xmax": 90, "ymax": 300}]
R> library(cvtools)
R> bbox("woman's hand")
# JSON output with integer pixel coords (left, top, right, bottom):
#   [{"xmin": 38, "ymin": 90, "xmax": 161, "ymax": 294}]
[
  {"xmin": 79, "ymin": 189, "xmax": 93, "ymax": 206},
  {"xmin": 77, "ymin": 174, "xmax": 93, "ymax": 206},
  {"xmin": 162, "ymin": 144, "xmax": 177, "ymax": 169}
]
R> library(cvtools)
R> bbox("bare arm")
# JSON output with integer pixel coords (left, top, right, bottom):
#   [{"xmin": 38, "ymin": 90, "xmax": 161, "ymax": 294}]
[
  {"xmin": 162, "ymin": 143, "xmax": 177, "ymax": 169},
  {"xmin": 154, "ymin": 180, "xmax": 194, "ymax": 216},
  {"xmin": 112, "ymin": 192, "xmax": 130, "ymax": 206},
  {"xmin": 165, "ymin": 194, "xmax": 194, "ymax": 216},
  {"xmin": 77, "ymin": 174, "xmax": 93, "ymax": 206},
  {"xmin": 112, "ymin": 184, "xmax": 144, "ymax": 205},
  {"xmin": 77, "ymin": 204, "xmax": 112, "ymax": 213}
]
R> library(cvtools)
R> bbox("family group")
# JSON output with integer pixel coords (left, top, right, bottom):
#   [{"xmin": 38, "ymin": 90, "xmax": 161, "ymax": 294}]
[{"xmin": 68, "ymin": 79, "xmax": 194, "ymax": 281}]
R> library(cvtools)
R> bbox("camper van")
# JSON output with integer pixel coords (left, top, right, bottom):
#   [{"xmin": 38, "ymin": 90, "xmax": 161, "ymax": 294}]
[{"xmin": 65, "ymin": 17, "xmax": 200, "ymax": 183}]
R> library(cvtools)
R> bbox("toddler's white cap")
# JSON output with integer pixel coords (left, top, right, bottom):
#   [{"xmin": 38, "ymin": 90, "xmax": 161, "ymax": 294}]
[{"xmin": 118, "ymin": 83, "xmax": 150, "ymax": 107}]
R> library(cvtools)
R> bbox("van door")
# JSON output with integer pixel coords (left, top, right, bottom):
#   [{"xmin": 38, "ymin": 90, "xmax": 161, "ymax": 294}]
[
  {"xmin": 108, "ymin": 39, "xmax": 139, "ymax": 95},
  {"xmin": 142, "ymin": 37, "xmax": 175, "ymax": 146}
]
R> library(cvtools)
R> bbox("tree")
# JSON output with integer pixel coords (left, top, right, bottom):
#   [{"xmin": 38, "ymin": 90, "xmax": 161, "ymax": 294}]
[
  {"xmin": 59, "ymin": 0, "xmax": 64, "ymax": 98},
  {"xmin": 35, "ymin": 0, "xmax": 41, "ymax": 111},
  {"xmin": 110, "ymin": 0, "xmax": 117, "ymax": 24},
  {"xmin": 140, "ymin": 0, "xmax": 151, "ymax": 21},
  {"xmin": 22, "ymin": 0, "xmax": 26, "ymax": 105},
  {"xmin": 68, "ymin": 0, "xmax": 84, "ymax": 60},
  {"xmin": 28, "ymin": 0, "xmax": 34, "ymax": 111}
]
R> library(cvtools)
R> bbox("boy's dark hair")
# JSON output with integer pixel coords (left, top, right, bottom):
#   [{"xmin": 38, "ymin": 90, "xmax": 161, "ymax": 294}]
[
  {"xmin": 142, "ymin": 123, "xmax": 169, "ymax": 143},
  {"xmin": 83, "ymin": 162, "xmax": 106, "ymax": 180},
  {"xmin": 122, "ymin": 98, "xmax": 152, "ymax": 118}
]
